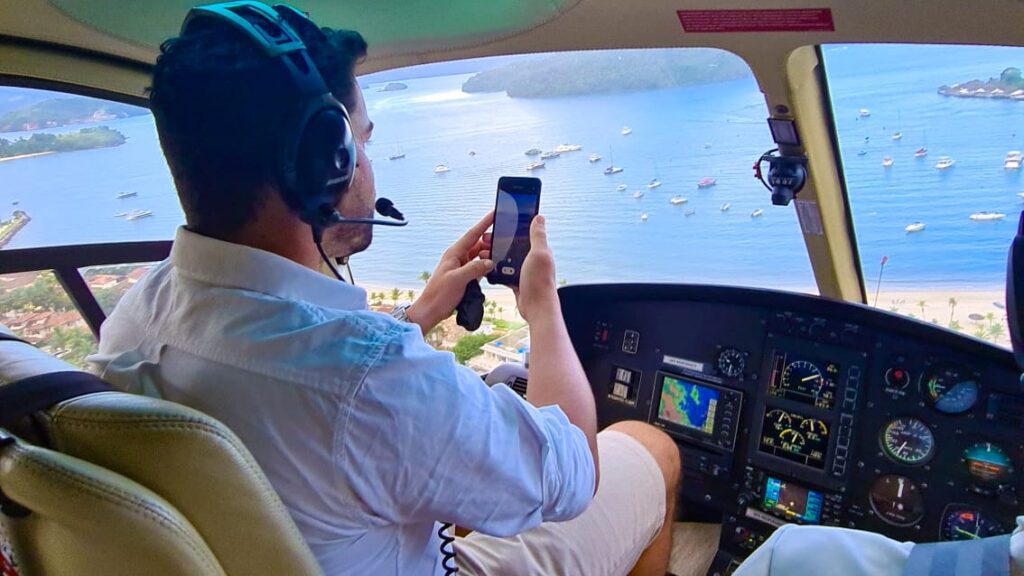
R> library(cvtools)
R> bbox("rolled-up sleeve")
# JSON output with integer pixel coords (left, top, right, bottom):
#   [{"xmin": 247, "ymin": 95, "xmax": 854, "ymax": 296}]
[{"xmin": 338, "ymin": 322, "xmax": 594, "ymax": 537}]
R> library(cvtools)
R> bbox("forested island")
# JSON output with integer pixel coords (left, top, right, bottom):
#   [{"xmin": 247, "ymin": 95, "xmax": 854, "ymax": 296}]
[
  {"xmin": 0, "ymin": 126, "xmax": 127, "ymax": 160},
  {"xmin": 461, "ymin": 49, "xmax": 750, "ymax": 98},
  {"xmin": 0, "ymin": 96, "xmax": 146, "ymax": 133},
  {"xmin": 938, "ymin": 67, "xmax": 1024, "ymax": 100}
]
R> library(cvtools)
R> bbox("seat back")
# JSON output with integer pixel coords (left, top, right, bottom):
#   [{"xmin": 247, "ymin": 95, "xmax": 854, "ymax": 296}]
[
  {"xmin": 0, "ymin": 331, "xmax": 321, "ymax": 576},
  {"xmin": 0, "ymin": 431, "xmax": 225, "ymax": 576}
]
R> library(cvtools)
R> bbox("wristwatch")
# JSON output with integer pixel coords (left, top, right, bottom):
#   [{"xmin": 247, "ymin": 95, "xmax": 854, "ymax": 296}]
[{"xmin": 390, "ymin": 302, "xmax": 412, "ymax": 323}]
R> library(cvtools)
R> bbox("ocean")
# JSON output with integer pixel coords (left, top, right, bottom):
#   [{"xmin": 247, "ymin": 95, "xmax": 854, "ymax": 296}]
[{"xmin": 1, "ymin": 44, "xmax": 1022, "ymax": 292}]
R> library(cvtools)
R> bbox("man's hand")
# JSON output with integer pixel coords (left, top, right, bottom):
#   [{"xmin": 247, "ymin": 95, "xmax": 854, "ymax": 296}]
[
  {"xmin": 406, "ymin": 212, "xmax": 494, "ymax": 334},
  {"xmin": 513, "ymin": 215, "xmax": 559, "ymax": 323}
]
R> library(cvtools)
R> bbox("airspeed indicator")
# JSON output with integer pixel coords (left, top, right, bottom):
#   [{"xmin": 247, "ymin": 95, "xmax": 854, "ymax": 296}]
[{"xmin": 880, "ymin": 417, "xmax": 935, "ymax": 466}]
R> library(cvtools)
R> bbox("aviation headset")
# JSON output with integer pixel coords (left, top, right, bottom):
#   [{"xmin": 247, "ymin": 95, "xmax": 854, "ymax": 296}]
[{"xmin": 181, "ymin": 1, "xmax": 357, "ymax": 238}]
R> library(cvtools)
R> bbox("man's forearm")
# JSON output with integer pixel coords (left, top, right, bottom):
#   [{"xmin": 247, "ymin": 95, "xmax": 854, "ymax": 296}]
[{"xmin": 525, "ymin": 301, "xmax": 600, "ymax": 490}]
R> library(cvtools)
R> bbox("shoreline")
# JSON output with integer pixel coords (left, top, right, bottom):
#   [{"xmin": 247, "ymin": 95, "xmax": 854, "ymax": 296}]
[
  {"xmin": 0, "ymin": 211, "xmax": 31, "ymax": 249},
  {"xmin": 0, "ymin": 151, "xmax": 55, "ymax": 163}
]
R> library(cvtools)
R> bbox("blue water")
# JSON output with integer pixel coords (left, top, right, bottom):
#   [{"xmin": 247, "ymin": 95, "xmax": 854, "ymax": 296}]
[{"xmin": 1, "ymin": 44, "xmax": 1022, "ymax": 292}]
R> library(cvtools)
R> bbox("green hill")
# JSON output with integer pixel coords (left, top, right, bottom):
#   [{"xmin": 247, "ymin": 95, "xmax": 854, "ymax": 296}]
[
  {"xmin": 461, "ymin": 49, "xmax": 750, "ymax": 99},
  {"xmin": 0, "ymin": 96, "xmax": 147, "ymax": 133},
  {"xmin": 0, "ymin": 126, "xmax": 127, "ymax": 159}
]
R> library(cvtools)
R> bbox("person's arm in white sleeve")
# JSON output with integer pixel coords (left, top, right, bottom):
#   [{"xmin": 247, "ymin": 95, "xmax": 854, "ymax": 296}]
[{"xmin": 338, "ymin": 321, "xmax": 595, "ymax": 537}]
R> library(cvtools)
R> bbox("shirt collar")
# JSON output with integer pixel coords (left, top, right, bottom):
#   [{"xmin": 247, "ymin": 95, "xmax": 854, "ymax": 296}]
[{"xmin": 170, "ymin": 226, "xmax": 367, "ymax": 311}]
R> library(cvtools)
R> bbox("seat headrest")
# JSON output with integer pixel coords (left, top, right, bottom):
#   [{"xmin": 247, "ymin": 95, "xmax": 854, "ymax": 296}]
[{"xmin": 0, "ymin": 325, "xmax": 79, "ymax": 384}]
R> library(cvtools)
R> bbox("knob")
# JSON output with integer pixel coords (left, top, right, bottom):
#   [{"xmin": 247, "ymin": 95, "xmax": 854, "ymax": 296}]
[{"xmin": 737, "ymin": 492, "xmax": 756, "ymax": 508}]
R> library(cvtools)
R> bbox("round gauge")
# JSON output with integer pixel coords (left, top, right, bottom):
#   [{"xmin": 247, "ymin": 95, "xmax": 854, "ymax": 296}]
[
  {"xmin": 800, "ymin": 417, "xmax": 828, "ymax": 436},
  {"xmin": 717, "ymin": 348, "xmax": 746, "ymax": 378},
  {"xmin": 919, "ymin": 364, "xmax": 979, "ymax": 414},
  {"xmin": 783, "ymin": 360, "xmax": 822, "ymax": 389},
  {"xmin": 962, "ymin": 442, "xmax": 1014, "ymax": 485},
  {"xmin": 940, "ymin": 505, "xmax": 1005, "ymax": 541},
  {"xmin": 869, "ymin": 475, "xmax": 925, "ymax": 527},
  {"xmin": 880, "ymin": 417, "xmax": 936, "ymax": 466},
  {"xmin": 884, "ymin": 367, "xmax": 912, "ymax": 390},
  {"xmin": 766, "ymin": 408, "xmax": 793, "ymax": 429}
]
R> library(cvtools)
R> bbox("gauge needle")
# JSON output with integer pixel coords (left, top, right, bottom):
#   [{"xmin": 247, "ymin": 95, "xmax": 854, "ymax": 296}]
[
  {"xmin": 954, "ymin": 527, "xmax": 980, "ymax": 540},
  {"xmin": 897, "ymin": 478, "xmax": 905, "ymax": 498},
  {"xmin": 801, "ymin": 374, "xmax": 821, "ymax": 382},
  {"xmin": 897, "ymin": 442, "xmax": 908, "ymax": 455}
]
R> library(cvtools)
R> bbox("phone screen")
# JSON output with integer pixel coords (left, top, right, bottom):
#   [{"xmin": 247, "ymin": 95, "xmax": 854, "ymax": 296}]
[{"xmin": 487, "ymin": 177, "xmax": 541, "ymax": 286}]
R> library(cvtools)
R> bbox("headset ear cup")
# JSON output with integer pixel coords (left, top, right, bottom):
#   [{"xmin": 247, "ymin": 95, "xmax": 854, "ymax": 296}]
[{"xmin": 295, "ymin": 109, "xmax": 350, "ymax": 226}]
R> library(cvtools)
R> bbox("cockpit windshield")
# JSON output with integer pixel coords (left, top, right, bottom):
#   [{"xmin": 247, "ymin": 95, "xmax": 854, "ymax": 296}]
[
  {"xmin": 822, "ymin": 44, "xmax": 1024, "ymax": 349},
  {"xmin": 357, "ymin": 49, "xmax": 815, "ymax": 291}
]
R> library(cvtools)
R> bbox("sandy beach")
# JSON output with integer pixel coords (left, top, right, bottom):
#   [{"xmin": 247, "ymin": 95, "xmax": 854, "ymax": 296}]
[
  {"xmin": 360, "ymin": 281, "xmax": 524, "ymax": 322},
  {"xmin": 0, "ymin": 151, "xmax": 54, "ymax": 163}
]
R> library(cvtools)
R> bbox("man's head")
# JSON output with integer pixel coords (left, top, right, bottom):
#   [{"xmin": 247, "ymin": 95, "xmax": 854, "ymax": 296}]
[{"xmin": 150, "ymin": 5, "xmax": 376, "ymax": 258}]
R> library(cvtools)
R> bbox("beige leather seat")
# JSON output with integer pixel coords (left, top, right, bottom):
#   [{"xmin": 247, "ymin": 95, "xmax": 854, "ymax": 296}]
[{"xmin": 0, "ymin": 332, "xmax": 322, "ymax": 576}]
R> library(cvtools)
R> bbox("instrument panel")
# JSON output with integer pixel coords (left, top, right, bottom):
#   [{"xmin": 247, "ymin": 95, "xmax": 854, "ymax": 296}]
[{"xmin": 560, "ymin": 284, "xmax": 1023, "ymax": 574}]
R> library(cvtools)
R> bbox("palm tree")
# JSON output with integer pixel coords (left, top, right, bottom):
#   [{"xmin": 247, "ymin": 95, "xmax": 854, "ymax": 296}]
[
  {"xmin": 948, "ymin": 297, "xmax": 958, "ymax": 324},
  {"xmin": 949, "ymin": 319, "xmax": 962, "ymax": 331},
  {"xmin": 986, "ymin": 311, "xmax": 996, "ymax": 328},
  {"xmin": 990, "ymin": 322, "xmax": 1006, "ymax": 342},
  {"xmin": 497, "ymin": 306, "xmax": 504, "ymax": 320},
  {"xmin": 418, "ymin": 271, "xmax": 431, "ymax": 284},
  {"xmin": 486, "ymin": 301, "xmax": 497, "ymax": 319},
  {"xmin": 917, "ymin": 300, "xmax": 927, "ymax": 318},
  {"xmin": 390, "ymin": 288, "xmax": 401, "ymax": 306},
  {"xmin": 406, "ymin": 289, "xmax": 415, "ymax": 302}
]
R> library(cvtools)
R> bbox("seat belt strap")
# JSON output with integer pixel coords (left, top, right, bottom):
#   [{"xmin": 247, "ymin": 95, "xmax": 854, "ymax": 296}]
[
  {"xmin": 0, "ymin": 371, "xmax": 112, "ymax": 428},
  {"xmin": 903, "ymin": 534, "xmax": 1012, "ymax": 576}
]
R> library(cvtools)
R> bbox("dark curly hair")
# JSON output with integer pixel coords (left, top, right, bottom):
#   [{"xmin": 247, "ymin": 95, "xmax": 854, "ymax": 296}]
[{"xmin": 149, "ymin": 15, "xmax": 367, "ymax": 240}]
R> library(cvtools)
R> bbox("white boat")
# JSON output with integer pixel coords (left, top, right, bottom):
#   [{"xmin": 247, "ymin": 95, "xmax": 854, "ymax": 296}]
[
  {"xmin": 588, "ymin": 154, "xmax": 601, "ymax": 163},
  {"xmin": 685, "ymin": 209, "xmax": 696, "ymax": 217},
  {"xmin": 116, "ymin": 191, "xmax": 137, "ymax": 199},
  {"xmin": 604, "ymin": 166, "xmax": 623, "ymax": 175},
  {"xmin": 540, "ymin": 150, "xmax": 561, "ymax": 159},
  {"xmin": 857, "ymin": 150, "xmax": 868, "ymax": 156},
  {"xmin": 882, "ymin": 156, "xmax": 894, "ymax": 167},
  {"xmin": 125, "ymin": 209, "xmax": 152, "ymax": 221},
  {"xmin": 616, "ymin": 184, "xmax": 628, "ymax": 191},
  {"xmin": 640, "ymin": 212, "xmax": 648, "ymax": 221},
  {"xmin": 720, "ymin": 202, "xmax": 731, "ymax": 212},
  {"xmin": 697, "ymin": 177, "xmax": 716, "ymax": 189},
  {"xmin": 703, "ymin": 143, "xmax": 712, "ymax": 149},
  {"xmin": 620, "ymin": 126, "xmax": 632, "ymax": 135},
  {"xmin": 526, "ymin": 161, "xmax": 546, "ymax": 171},
  {"xmin": 388, "ymin": 152, "xmax": 405, "ymax": 160},
  {"xmin": 554, "ymin": 144, "xmax": 582, "ymax": 153},
  {"xmin": 859, "ymin": 108, "xmax": 871, "ymax": 117},
  {"xmin": 113, "ymin": 211, "xmax": 129, "ymax": 218},
  {"xmin": 891, "ymin": 132, "xmax": 903, "ymax": 140},
  {"xmin": 524, "ymin": 148, "xmax": 542, "ymax": 156},
  {"xmin": 1017, "ymin": 192, "xmax": 1024, "ymax": 200},
  {"xmin": 647, "ymin": 178, "xmax": 662, "ymax": 189},
  {"xmin": 935, "ymin": 156, "xmax": 955, "ymax": 169},
  {"xmin": 434, "ymin": 164, "xmax": 450, "ymax": 173},
  {"xmin": 633, "ymin": 190, "xmax": 644, "ymax": 199},
  {"xmin": 905, "ymin": 222, "xmax": 926, "ymax": 233},
  {"xmin": 970, "ymin": 211, "xmax": 1006, "ymax": 221},
  {"xmin": 669, "ymin": 196, "xmax": 688, "ymax": 205},
  {"xmin": 751, "ymin": 209, "xmax": 764, "ymax": 218},
  {"xmin": 914, "ymin": 147, "xmax": 928, "ymax": 158},
  {"xmin": 1005, "ymin": 151, "xmax": 1023, "ymax": 170}
]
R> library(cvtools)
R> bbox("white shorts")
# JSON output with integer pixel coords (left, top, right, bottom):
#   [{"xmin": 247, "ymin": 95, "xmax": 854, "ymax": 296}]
[{"xmin": 456, "ymin": 430, "xmax": 667, "ymax": 576}]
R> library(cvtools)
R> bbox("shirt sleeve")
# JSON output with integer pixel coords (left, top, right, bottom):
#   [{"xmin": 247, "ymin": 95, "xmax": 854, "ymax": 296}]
[
  {"xmin": 338, "ymin": 321, "xmax": 595, "ymax": 537},
  {"xmin": 735, "ymin": 524, "xmax": 914, "ymax": 576}
]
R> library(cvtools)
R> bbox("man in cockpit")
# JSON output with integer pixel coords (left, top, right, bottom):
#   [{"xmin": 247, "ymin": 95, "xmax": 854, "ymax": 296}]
[{"xmin": 90, "ymin": 4, "xmax": 682, "ymax": 575}]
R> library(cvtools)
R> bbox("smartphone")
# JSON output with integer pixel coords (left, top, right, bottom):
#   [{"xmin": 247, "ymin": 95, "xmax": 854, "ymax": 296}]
[{"xmin": 486, "ymin": 176, "xmax": 542, "ymax": 286}]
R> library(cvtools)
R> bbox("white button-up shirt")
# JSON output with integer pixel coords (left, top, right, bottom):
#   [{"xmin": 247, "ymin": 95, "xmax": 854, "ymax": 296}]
[{"xmin": 90, "ymin": 227, "xmax": 595, "ymax": 576}]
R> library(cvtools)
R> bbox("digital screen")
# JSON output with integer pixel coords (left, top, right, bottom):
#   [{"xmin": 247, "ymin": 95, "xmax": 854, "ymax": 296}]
[
  {"xmin": 768, "ymin": 351, "xmax": 839, "ymax": 410},
  {"xmin": 490, "ymin": 184, "xmax": 540, "ymax": 282},
  {"xmin": 657, "ymin": 375, "xmax": 719, "ymax": 436},
  {"xmin": 762, "ymin": 476, "xmax": 822, "ymax": 523},
  {"xmin": 759, "ymin": 406, "xmax": 830, "ymax": 470}
]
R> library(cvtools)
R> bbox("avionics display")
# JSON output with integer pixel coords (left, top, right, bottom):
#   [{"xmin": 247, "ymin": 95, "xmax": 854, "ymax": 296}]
[
  {"xmin": 762, "ymin": 476, "xmax": 822, "ymax": 523},
  {"xmin": 658, "ymin": 374, "xmax": 719, "ymax": 435},
  {"xmin": 768, "ymin": 351, "xmax": 839, "ymax": 410},
  {"xmin": 759, "ymin": 407, "xmax": 830, "ymax": 470}
]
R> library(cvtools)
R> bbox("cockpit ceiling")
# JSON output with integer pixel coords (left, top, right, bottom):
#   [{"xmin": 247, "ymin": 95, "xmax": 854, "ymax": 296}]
[{"xmin": 1, "ymin": 0, "xmax": 1023, "ymax": 101}]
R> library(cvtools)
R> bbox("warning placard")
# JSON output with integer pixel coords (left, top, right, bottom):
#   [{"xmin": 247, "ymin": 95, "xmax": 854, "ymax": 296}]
[{"xmin": 677, "ymin": 9, "xmax": 835, "ymax": 33}]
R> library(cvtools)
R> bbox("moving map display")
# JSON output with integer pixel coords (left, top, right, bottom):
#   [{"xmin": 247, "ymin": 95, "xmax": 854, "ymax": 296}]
[
  {"xmin": 762, "ymin": 476, "xmax": 823, "ymax": 523},
  {"xmin": 658, "ymin": 375, "xmax": 719, "ymax": 435}
]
